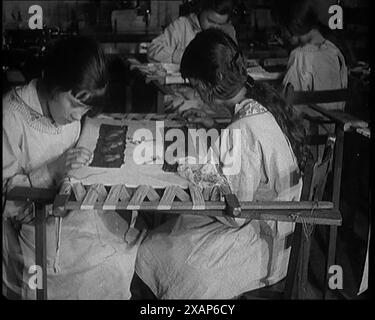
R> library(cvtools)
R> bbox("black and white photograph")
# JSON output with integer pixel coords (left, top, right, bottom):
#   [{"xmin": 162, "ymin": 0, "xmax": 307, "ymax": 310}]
[{"xmin": 2, "ymin": 0, "xmax": 370, "ymax": 306}]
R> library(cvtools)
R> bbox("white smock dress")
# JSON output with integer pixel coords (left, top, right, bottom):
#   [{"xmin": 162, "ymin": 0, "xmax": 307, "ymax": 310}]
[
  {"xmin": 135, "ymin": 98, "xmax": 303, "ymax": 299},
  {"xmin": 2, "ymin": 80, "xmax": 141, "ymax": 299}
]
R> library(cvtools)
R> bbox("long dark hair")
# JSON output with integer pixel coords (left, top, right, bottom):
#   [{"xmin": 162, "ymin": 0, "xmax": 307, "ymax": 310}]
[{"xmin": 181, "ymin": 28, "xmax": 309, "ymax": 171}]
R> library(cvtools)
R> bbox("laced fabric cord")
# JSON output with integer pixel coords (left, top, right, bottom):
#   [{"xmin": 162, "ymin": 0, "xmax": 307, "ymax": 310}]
[
  {"xmin": 289, "ymin": 200, "xmax": 318, "ymax": 240},
  {"xmin": 300, "ymin": 201, "xmax": 319, "ymax": 240},
  {"xmin": 53, "ymin": 216, "xmax": 62, "ymax": 274}
]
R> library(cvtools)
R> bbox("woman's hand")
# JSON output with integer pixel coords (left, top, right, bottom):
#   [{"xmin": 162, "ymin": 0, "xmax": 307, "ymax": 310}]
[
  {"xmin": 181, "ymin": 108, "xmax": 215, "ymax": 128},
  {"xmin": 48, "ymin": 147, "xmax": 93, "ymax": 180}
]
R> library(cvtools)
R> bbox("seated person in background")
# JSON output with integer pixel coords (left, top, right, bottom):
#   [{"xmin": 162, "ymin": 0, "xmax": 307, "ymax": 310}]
[
  {"xmin": 149, "ymin": 0, "xmax": 237, "ymax": 117},
  {"xmin": 272, "ymin": 0, "xmax": 348, "ymax": 115},
  {"xmin": 147, "ymin": 0, "xmax": 237, "ymax": 64},
  {"xmin": 3, "ymin": 36, "xmax": 144, "ymax": 299},
  {"xmin": 132, "ymin": 29, "xmax": 310, "ymax": 299}
]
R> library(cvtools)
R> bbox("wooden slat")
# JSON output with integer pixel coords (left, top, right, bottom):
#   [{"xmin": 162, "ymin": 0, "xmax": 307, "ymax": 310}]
[
  {"xmin": 71, "ymin": 197, "xmax": 333, "ymax": 211},
  {"xmin": 66, "ymin": 200, "xmax": 221, "ymax": 211},
  {"xmin": 72, "ymin": 182, "xmax": 87, "ymax": 202},
  {"xmin": 241, "ymin": 209, "xmax": 341, "ymax": 225},
  {"xmin": 203, "ymin": 186, "xmax": 213, "ymax": 201},
  {"xmin": 157, "ymin": 185, "xmax": 177, "ymax": 210},
  {"xmin": 118, "ymin": 185, "xmax": 131, "ymax": 202},
  {"xmin": 7, "ymin": 187, "xmax": 56, "ymax": 203},
  {"xmin": 263, "ymin": 57, "xmax": 288, "ymax": 67},
  {"xmin": 299, "ymin": 234, "xmax": 312, "ymax": 298},
  {"xmin": 126, "ymin": 113, "xmax": 144, "ymax": 121},
  {"xmin": 305, "ymin": 134, "xmax": 330, "ymax": 146},
  {"xmin": 35, "ymin": 203, "xmax": 47, "ymax": 300},
  {"xmin": 168, "ymin": 209, "xmax": 342, "ymax": 226},
  {"xmin": 324, "ymin": 226, "xmax": 338, "ymax": 299},
  {"xmin": 356, "ymin": 127, "xmax": 370, "ymax": 138},
  {"xmin": 289, "ymin": 89, "xmax": 350, "ymax": 105},
  {"xmin": 63, "ymin": 199, "xmax": 341, "ymax": 225},
  {"xmin": 307, "ymin": 104, "xmax": 368, "ymax": 131},
  {"xmin": 80, "ymin": 184, "xmax": 107, "ymax": 210},
  {"xmin": 146, "ymin": 186, "xmax": 161, "ymax": 202},
  {"xmin": 144, "ymin": 113, "xmax": 168, "ymax": 121},
  {"xmin": 153, "ymin": 114, "xmax": 167, "ymax": 120},
  {"xmin": 103, "ymin": 185, "xmax": 124, "ymax": 210},
  {"xmin": 127, "ymin": 185, "xmax": 150, "ymax": 210},
  {"xmin": 240, "ymin": 201, "xmax": 333, "ymax": 210},
  {"xmin": 188, "ymin": 184, "xmax": 205, "ymax": 210},
  {"xmin": 174, "ymin": 186, "xmax": 191, "ymax": 202},
  {"xmin": 145, "ymin": 75, "xmax": 164, "ymax": 84},
  {"xmin": 284, "ymin": 223, "xmax": 303, "ymax": 298},
  {"xmin": 96, "ymin": 184, "xmax": 108, "ymax": 202},
  {"xmin": 145, "ymin": 114, "xmax": 155, "ymax": 120},
  {"xmin": 210, "ymin": 185, "xmax": 221, "ymax": 201},
  {"xmin": 332, "ymin": 127, "xmax": 344, "ymax": 209}
]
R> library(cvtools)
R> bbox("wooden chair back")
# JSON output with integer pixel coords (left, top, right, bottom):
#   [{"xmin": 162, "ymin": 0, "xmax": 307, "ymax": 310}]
[
  {"xmin": 284, "ymin": 134, "xmax": 336, "ymax": 299},
  {"xmin": 239, "ymin": 134, "xmax": 337, "ymax": 300},
  {"xmin": 285, "ymin": 87, "xmax": 350, "ymax": 106},
  {"xmin": 301, "ymin": 135, "xmax": 336, "ymax": 202}
]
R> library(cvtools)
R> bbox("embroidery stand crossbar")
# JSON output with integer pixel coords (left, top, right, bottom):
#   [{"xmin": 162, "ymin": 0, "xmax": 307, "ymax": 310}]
[{"xmin": 7, "ymin": 182, "xmax": 341, "ymax": 300}]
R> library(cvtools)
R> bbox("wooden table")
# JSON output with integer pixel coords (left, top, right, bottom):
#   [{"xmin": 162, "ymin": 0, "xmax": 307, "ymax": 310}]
[
  {"xmin": 123, "ymin": 57, "xmax": 190, "ymax": 113},
  {"xmin": 123, "ymin": 56, "xmax": 288, "ymax": 114}
]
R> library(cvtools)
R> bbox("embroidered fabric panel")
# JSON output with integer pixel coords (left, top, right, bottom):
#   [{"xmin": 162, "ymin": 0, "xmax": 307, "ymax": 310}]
[
  {"xmin": 162, "ymin": 126, "xmax": 214, "ymax": 172},
  {"xmin": 162, "ymin": 126, "xmax": 190, "ymax": 172},
  {"xmin": 90, "ymin": 124, "xmax": 128, "ymax": 168}
]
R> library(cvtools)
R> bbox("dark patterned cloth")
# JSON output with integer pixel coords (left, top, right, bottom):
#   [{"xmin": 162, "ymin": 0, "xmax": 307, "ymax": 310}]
[{"xmin": 90, "ymin": 124, "xmax": 128, "ymax": 168}]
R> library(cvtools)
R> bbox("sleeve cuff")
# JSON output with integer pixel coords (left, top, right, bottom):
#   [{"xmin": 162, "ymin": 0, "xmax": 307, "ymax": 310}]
[{"xmin": 28, "ymin": 164, "xmax": 55, "ymax": 188}]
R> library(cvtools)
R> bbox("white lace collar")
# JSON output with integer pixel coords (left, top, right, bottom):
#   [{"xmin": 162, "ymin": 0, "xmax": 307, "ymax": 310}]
[
  {"xmin": 9, "ymin": 81, "xmax": 62, "ymax": 134},
  {"xmin": 233, "ymin": 98, "xmax": 268, "ymax": 121}
]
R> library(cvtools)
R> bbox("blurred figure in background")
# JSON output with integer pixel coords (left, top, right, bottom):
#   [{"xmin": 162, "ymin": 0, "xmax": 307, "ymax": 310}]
[
  {"xmin": 272, "ymin": 0, "xmax": 348, "ymax": 114},
  {"xmin": 147, "ymin": 0, "xmax": 237, "ymax": 64}
]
